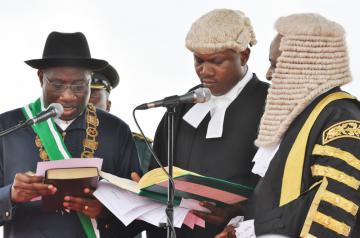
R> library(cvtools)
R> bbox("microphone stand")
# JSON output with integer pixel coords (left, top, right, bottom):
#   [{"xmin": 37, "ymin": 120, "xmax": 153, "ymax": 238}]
[
  {"xmin": 0, "ymin": 120, "xmax": 32, "ymax": 138},
  {"xmin": 166, "ymin": 105, "xmax": 175, "ymax": 238},
  {"xmin": 133, "ymin": 102, "xmax": 178, "ymax": 237}
]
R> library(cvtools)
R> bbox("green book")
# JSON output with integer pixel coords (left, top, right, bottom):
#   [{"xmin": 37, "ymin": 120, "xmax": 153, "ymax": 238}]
[{"xmin": 100, "ymin": 166, "xmax": 253, "ymax": 206}]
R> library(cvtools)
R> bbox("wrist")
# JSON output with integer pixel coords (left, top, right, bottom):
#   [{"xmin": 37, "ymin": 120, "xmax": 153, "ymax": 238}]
[{"xmin": 226, "ymin": 204, "xmax": 244, "ymax": 219}]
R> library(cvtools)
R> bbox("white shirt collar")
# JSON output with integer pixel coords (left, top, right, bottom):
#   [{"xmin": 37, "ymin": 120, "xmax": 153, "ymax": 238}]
[
  {"xmin": 53, "ymin": 117, "xmax": 75, "ymax": 131},
  {"xmin": 251, "ymin": 87, "xmax": 337, "ymax": 177},
  {"xmin": 251, "ymin": 145, "xmax": 280, "ymax": 177},
  {"xmin": 183, "ymin": 67, "xmax": 253, "ymax": 138}
]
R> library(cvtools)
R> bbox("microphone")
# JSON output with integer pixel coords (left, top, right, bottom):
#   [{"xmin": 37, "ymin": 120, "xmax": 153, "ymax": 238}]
[
  {"xmin": 0, "ymin": 103, "xmax": 64, "ymax": 138},
  {"xmin": 135, "ymin": 87, "xmax": 211, "ymax": 110},
  {"xmin": 27, "ymin": 103, "xmax": 64, "ymax": 125}
]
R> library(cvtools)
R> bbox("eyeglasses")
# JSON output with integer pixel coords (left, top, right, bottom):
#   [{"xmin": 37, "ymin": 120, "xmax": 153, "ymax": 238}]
[{"xmin": 44, "ymin": 76, "xmax": 90, "ymax": 94}]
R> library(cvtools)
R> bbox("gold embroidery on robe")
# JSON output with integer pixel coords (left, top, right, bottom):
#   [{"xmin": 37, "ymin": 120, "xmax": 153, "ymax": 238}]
[
  {"xmin": 322, "ymin": 190, "xmax": 359, "ymax": 216},
  {"xmin": 313, "ymin": 211, "xmax": 351, "ymax": 236},
  {"xmin": 311, "ymin": 165, "xmax": 360, "ymax": 189},
  {"xmin": 313, "ymin": 144, "xmax": 360, "ymax": 171},
  {"xmin": 323, "ymin": 120, "xmax": 360, "ymax": 144}
]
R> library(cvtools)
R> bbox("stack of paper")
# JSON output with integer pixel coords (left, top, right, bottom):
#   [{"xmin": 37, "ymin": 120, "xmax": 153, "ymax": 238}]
[
  {"xmin": 35, "ymin": 160, "xmax": 206, "ymax": 229},
  {"xmin": 93, "ymin": 181, "xmax": 205, "ymax": 229}
]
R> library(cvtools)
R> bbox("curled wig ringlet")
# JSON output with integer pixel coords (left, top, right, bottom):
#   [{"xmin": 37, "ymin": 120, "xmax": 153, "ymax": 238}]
[
  {"xmin": 185, "ymin": 9, "xmax": 257, "ymax": 54},
  {"xmin": 255, "ymin": 13, "xmax": 352, "ymax": 147}
]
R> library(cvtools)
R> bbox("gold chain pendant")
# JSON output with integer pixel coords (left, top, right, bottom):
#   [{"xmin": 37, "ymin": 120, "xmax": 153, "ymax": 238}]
[
  {"xmin": 81, "ymin": 103, "xmax": 99, "ymax": 158},
  {"xmin": 35, "ymin": 135, "xmax": 49, "ymax": 161},
  {"xmin": 34, "ymin": 103, "xmax": 99, "ymax": 160}
]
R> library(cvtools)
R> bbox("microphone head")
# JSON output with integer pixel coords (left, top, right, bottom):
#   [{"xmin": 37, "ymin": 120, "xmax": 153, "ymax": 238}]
[
  {"xmin": 193, "ymin": 87, "xmax": 211, "ymax": 103},
  {"xmin": 48, "ymin": 103, "xmax": 64, "ymax": 118}
]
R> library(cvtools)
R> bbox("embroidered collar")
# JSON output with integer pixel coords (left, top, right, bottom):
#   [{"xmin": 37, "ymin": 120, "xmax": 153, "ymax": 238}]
[{"xmin": 183, "ymin": 68, "xmax": 253, "ymax": 138}]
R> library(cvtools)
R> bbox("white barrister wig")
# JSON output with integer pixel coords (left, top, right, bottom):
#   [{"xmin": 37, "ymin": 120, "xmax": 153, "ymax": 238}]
[
  {"xmin": 255, "ymin": 13, "xmax": 352, "ymax": 148},
  {"xmin": 185, "ymin": 9, "xmax": 257, "ymax": 54},
  {"xmin": 275, "ymin": 13, "xmax": 345, "ymax": 37}
]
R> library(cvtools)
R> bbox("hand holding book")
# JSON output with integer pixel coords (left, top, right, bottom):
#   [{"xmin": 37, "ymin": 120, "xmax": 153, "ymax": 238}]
[
  {"xmin": 62, "ymin": 187, "xmax": 105, "ymax": 218},
  {"xmin": 192, "ymin": 200, "xmax": 246, "ymax": 226},
  {"xmin": 36, "ymin": 158, "xmax": 103, "ymax": 213},
  {"xmin": 42, "ymin": 167, "xmax": 99, "ymax": 213},
  {"xmin": 11, "ymin": 172, "xmax": 56, "ymax": 203}
]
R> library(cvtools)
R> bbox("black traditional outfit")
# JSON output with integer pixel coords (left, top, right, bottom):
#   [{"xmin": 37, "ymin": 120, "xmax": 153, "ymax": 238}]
[
  {"xmin": 148, "ymin": 73, "xmax": 269, "ymax": 237},
  {"xmin": 0, "ymin": 106, "xmax": 142, "ymax": 238},
  {"xmin": 246, "ymin": 88, "xmax": 360, "ymax": 237},
  {"xmin": 232, "ymin": 13, "xmax": 358, "ymax": 238}
]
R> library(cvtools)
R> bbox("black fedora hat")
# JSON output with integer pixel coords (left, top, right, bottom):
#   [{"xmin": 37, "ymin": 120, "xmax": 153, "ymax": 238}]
[
  {"xmin": 92, "ymin": 64, "xmax": 120, "ymax": 92},
  {"xmin": 25, "ymin": 31, "xmax": 108, "ymax": 70}
]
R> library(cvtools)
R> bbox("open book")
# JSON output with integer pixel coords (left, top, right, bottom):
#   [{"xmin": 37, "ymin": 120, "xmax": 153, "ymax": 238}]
[{"xmin": 99, "ymin": 166, "xmax": 253, "ymax": 207}]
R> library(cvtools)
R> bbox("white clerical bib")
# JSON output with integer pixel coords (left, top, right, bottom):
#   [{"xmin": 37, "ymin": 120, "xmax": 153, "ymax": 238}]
[{"xmin": 183, "ymin": 68, "xmax": 253, "ymax": 138}]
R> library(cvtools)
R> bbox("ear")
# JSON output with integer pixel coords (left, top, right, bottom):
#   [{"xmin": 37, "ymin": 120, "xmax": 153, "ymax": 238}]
[
  {"xmin": 106, "ymin": 100, "xmax": 112, "ymax": 112},
  {"xmin": 38, "ymin": 70, "xmax": 44, "ymax": 86},
  {"xmin": 240, "ymin": 48, "xmax": 251, "ymax": 66}
]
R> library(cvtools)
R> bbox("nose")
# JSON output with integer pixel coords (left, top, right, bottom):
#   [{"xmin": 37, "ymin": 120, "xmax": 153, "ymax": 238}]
[
  {"xmin": 199, "ymin": 62, "xmax": 215, "ymax": 78},
  {"xmin": 266, "ymin": 67, "xmax": 273, "ymax": 81},
  {"xmin": 60, "ymin": 87, "xmax": 76, "ymax": 101}
]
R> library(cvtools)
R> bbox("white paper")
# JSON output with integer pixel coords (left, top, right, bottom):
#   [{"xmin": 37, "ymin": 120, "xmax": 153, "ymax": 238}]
[
  {"xmin": 228, "ymin": 216, "xmax": 244, "ymax": 227},
  {"xmin": 179, "ymin": 198, "xmax": 210, "ymax": 213},
  {"xmin": 171, "ymin": 207, "xmax": 190, "ymax": 228},
  {"xmin": 99, "ymin": 170, "xmax": 140, "ymax": 193},
  {"xmin": 138, "ymin": 206, "xmax": 189, "ymax": 228},
  {"xmin": 93, "ymin": 181, "xmax": 154, "ymax": 223},
  {"xmin": 235, "ymin": 219, "xmax": 256, "ymax": 238},
  {"xmin": 122, "ymin": 202, "xmax": 164, "ymax": 226},
  {"xmin": 93, "ymin": 180, "xmax": 205, "ymax": 229},
  {"xmin": 138, "ymin": 206, "xmax": 167, "ymax": 227}
]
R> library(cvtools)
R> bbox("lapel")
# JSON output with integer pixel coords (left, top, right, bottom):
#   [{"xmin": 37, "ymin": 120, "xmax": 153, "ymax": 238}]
[
  {"xmin": 226, "ymin": 74, "xmax": 260, "ymax": 115},
  {"xmin": 176, "ymin": 75, "xmax": 259, "ymax": 167}
]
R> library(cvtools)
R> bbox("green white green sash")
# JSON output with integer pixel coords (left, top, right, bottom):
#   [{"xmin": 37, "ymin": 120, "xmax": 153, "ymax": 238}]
[{"xmin": 22, "ymin": 98, "xmax": 97, "ymax": 238}]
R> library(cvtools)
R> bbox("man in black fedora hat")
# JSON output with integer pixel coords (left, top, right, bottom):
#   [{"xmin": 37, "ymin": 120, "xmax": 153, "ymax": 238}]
[{"xmin": 0, "ymin": 31, "xmax": 142, "ymax": 238}]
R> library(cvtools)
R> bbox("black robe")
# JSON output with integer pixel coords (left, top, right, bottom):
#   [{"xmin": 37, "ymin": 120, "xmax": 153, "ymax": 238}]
[
  {"xmin": 246, "ymin": 88, "xmax": 360, "ymax": 237},
  {"xmin": 0, "ymin": 107, "xmax": 142, "ymax": 238},
  {"xmin": 148, "ymin": 74, "xmax": 269, "ymax": 237}
]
